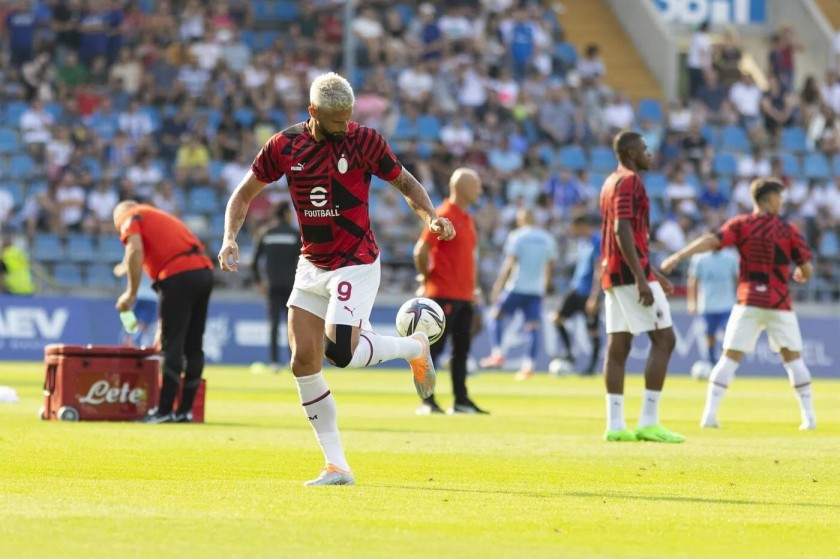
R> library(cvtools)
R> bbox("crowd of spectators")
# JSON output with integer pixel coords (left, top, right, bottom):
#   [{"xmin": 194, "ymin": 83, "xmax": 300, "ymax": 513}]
[{"xmin": 0, "ymin": 0, "xmax": 837, "ymax": 302}]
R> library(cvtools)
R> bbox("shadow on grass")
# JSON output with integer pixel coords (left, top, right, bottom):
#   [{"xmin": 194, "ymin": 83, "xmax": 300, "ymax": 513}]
[{"xmin": 565, "ymin": 491, "xmax": 840, "ymax": 509}]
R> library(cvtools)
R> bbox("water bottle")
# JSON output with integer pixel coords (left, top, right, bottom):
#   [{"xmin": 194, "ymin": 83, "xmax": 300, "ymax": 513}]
[{"xmin": 119, "ymin": 310, "xmax": 138, "ymax": 334}]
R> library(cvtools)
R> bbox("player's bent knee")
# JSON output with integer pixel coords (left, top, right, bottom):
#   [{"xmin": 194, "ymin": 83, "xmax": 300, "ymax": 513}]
[{"xmin": 324, "ymin": 324, "xmax": 353, "ymax": 368}]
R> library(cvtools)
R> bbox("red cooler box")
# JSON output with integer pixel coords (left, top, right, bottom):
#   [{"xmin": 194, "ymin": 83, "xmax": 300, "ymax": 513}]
[{"xmin": 42, "ymin": 344, "xmax": 160, "ymax": 421}]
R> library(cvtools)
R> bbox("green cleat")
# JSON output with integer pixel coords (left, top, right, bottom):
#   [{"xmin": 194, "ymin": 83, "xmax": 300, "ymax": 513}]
[
  {"xmin": 635, "ymin": 424, "xmax": 685, "ymax": 443},
  {"xmin": 603, "ymin": 428, "xmax": 638, "ymax": 442}
]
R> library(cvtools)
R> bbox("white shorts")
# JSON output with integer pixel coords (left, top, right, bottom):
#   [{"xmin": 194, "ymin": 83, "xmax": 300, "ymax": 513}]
[
  {"xmin": 286, "ymin": 256, "xmax": 380, "ymax": 328},
  {"xmin": 722, "ymin": 304, "xmax": 803, "ymax": 353},
  {"xmin": 605, "ymin": 281, "xmax": 673, "ymax": 335}
]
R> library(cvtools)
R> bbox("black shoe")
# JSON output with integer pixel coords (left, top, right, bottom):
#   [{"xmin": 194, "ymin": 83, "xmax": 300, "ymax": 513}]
[
  {"xmin": 138, "ymin": 409, "xmax": 175, "ymax": 424},
  {"xmin": 416, "ymin": 398, "xmax": 445, "ymax": 415},
  {"xmin": 172, "ymin": 410, "xmax": 192, "ymax": 423},
  {"xmin": 450, "ymin": 399, "xmax": 489, "ymax": 415}
]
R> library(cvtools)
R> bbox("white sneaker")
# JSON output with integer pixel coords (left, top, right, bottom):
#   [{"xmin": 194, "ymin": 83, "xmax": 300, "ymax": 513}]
[
  {"xmin": 799, "ymin": 419, "xmax": 817, "ymax": 431},
  {"xmin": 304, "ymin": 464, "xmax": 355, "ymax": 486},
  {"xmin": 700, "ymin": 415, "xmax": 721, "ymax": 428}
]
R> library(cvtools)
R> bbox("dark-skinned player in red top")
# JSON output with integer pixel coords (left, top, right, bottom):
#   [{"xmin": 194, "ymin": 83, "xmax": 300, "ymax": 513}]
[
  {"xmin": 217, "ymin": 73, "xmax": 456, "ymax": 486},
  {"xmin": 663, "ymin": 178, "xmax": 816, "ymax": 430},
  {"xmin": 599, "ymin": 131, "xmax": 684, "ymax": 443}
]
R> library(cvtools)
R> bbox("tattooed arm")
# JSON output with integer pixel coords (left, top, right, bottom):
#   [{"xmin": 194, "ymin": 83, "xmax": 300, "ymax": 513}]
[
  {"xmin": 389, "ymin": 168, "xmax": 456, "ymax": 241},
  {"xmin": 218, "ymin": 170, "xmax": 267, "ymax": 272}
]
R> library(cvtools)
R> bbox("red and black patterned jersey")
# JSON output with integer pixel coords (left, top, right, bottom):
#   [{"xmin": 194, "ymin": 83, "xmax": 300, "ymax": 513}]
[
  {"xmin": 251, "ymin": 120, "xmax": 403, "ymax": 270},
  {"xmin": 599, "ymin": 166, "xmax": 654, "ymax": 290},
  {"xmin": 717, "ymin": 213, "xmax": 812, "ymax": 310}
]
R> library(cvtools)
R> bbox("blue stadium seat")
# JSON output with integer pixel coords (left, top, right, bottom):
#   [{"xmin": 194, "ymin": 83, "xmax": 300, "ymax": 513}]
[
  {"xmin": 233, "ymin": 108, "xmax": 255, "ymax": 127},
  {"xmin": 819, "ymin": 231, "xmax": 840, "ymax": 257},
  {"xmin": 537, "ymin": 144, "xmax": 555, "ymax": 166},
  {"xmin": 0, "ymin": 182, "xmax": 23, "ymax": 206},
  {"xmin": 589, "ymin": 146, "xmax": 617, "ymax": 172},
  {"xmin": 717, "ymin": 176, "xmax": 733, "ymax": 197},
  {"xmin": 393, "ymin": 3, "xmax": 414, "ymax": 24},
  {"xmin": 803, "ymin": 153, "xmax": 830, "ymax": 180},
  {"xmin": 554, "ymin": 42, "xmax": 578, "ymax": 68},
  {"xmin": 87, "ymin": 263, "xmax": 118, "ymax": 289},
  {"xmin": 274, "ymin": 1, "xmax": 300, "ymax": 21},
  {"xmin": 370, "ymin": 175, "xmax": 389, "ymax": 190},
  {"xmin": 391, "ymin": 115, "xmax": 418, "ymax": 141},
  {"xmin": 779, "ymin": 153, "xmax": 801, "ymax": 177},
  {"xmin": 239, "ymin": 30, "xmax": 256, "ymax": 50},
  {"xmin": 416, "ymin": 115, "xmax": 442, "ymax": 141},
  {"xmin": 96, "ymin": 235, "xmax": 126, "ymax": 262},
  {"xmin": 712, "ymin": 153, "xmax": 738, "ymax": 176},
  {"xmin": 255, "ymin": 31, "xmax": 278, "ymax": 51},
  {"xmin": 589, "ymin": 172, "xmax": 606, "ymax": 190},
  {"xmin": 209, "ymin": 160, "xmax": 225, "ymax": 182},
  {"xmin": 270, "ymin": 109, "xmax": 286, "ymax": 127},
  {"xmin": 643, "ymin": 172, "xmax": 667, "ymax": 198},
  {"xmin": 81, "ymin": 157, "xmax": 103, "ymax": 180},
  {"xmin": 141, "ymin": 106, "xmax": 161, "ymax": 132},
  {"xmin": 780, "ymin": 127, "xmax": 807, "ymax": 153},
  {"xmin": 53, "ymin": 263, "xmax": 84, "ymax": 288},
  {"xmin": 4, "ymin": 102, "xmax": 28, "ymax": 126},
  {"xmin": 66, "ymin": 234, "xmax": 96, "ymax": 263},
  {"xmin": 0, "ymin": 128, "xmax": 20, "ymax": 154},
  {"xmin": 701, "ymin": 124, "xmax": 718, "ymax": 145},
  {"xmin": 44, "ymin": 102, "xmax": 63, "ymax": 122},
  {"xmin": 33, "ymin": 234, "xmax": 65, "ymax": 261},
  {"xmin": 649, "ymin": 199, "xmax": 663, "ymax": 225},
  {"xmin": 832, "ymin": 154, "xmax": 840, "ymax": 176},
  {"xmin": 188, "ymin": 187, "xmax": 219, "ymax": 214},
  {"xmin": 558, "ymin": 146, "xmax": 587, "ymax": 170},
  {"xmin": 9, "ymin": 154, "xmax": 35, "ymax": 180},
  {"xmin": 637, "ymin": 99, "xmax": 664, "ymax": 123},
  {"xmin": 720, "ymin": 126, "xmax": 750, "ymax": 151}
]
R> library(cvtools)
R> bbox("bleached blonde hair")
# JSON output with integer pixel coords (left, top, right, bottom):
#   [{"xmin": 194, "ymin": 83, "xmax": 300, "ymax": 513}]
[{"xmin": 309, "ymin": 72, "xmax": 355, "ymax": 112}]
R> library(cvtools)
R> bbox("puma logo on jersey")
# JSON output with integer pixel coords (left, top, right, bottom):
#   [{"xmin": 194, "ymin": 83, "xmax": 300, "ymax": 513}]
[
  {"xmin": 343, "ymin": 305, "xmax": 356, "ymax": 317},
  {"xmin": 292, "ymin": 162, "xmax": 305, "ymax": 171}
]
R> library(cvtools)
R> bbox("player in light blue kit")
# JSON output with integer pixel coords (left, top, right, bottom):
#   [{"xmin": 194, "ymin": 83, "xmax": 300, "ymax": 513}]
[
  {"xmin": 687, "ymin": 248, "xmax": 739, "ymax": 364},
  {"xmin": 481, "ymin": 208, "xmax": 558, "ymax": 379}
]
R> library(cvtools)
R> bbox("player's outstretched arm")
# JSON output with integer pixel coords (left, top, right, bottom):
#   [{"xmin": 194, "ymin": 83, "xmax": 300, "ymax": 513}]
[
  {"xmin": 389, "ymin": 168, "xmax": 455, "ymax": 240},
  {"xmin": 661, "ymin": 233, "xmax": 720, "ymax": 274},
  {"xmin": 219, "ymin": 170, "xmax": 267, "ymax": 272}
]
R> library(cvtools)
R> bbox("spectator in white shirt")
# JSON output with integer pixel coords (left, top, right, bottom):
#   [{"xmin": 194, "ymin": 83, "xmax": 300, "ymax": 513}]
[
  {"xmin": 737, "ymin": 145, "xmax": 771, "ymax": 179},
  {"xmin": 605, "ymin": 91, "xmax": 634, "ymax": 132},
  {"xmin": 56, "ymin": 171, "xmax": 86, "ymax": 233},
  {"xmin": 664, "ymin": 165, "xmax": 698, "ymax": 215},
  {"xmin": 352, "ymin": 7, "xmax": 384, "ymax": 64},
  {"xmin": 118, "ymin": 99, "xmax": 154, "ymax": 141},
  {"xmin": 656, "ymin": 213, "xmax": 693, "ymax": 253},
  {"xmin": 577, "ymin": 44, "xmax": 606, "ymax": 86},
  {"xmin": 84, "ymin": 182, "xmax": 119, "ymax": 234},
  {"xmin": 728, "ymin": 73, "xmax": 763, "ymax": 131},
  {"xmin": 440, "ymin": 115, "xmax": 474, "ymax": 157},
  {"xmin": 152, "ymin": 180, "xmax": 180, "ymax": 216},
  {"xmin": 506, "ymin": 168, "xmax": 541, "ymax": 206},
  {"xmin": 126, "ymin": 153, "xmax": 163, "ymax": 200},
  {"xmin": 219, "ymin": 151, "xmax": 253, "ymax": 195},
  {"xmin": 19, "ymin": 99, "xmax": 53, "ymax": 153},
  {"xmin": 0, "ymin": 187, "xmax": 14, "ymax": 226},
  {"xmin": 687, "ymin": 21, "xmax": 712, "ymax": 98},
  {"xmin": 397, "ymin": 62, "xmax": 434, "ymax": 104}
]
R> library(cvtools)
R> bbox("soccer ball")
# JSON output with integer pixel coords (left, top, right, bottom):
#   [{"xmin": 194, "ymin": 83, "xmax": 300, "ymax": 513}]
[
  {"xmin": 548, "ymin": 358, "xmax": 574, "ymax": 376},
  {"xmin": 690, "ymin": 360, "xmax": 713, "ymax": 381},
  {"xmin": 395, "ymin": 297, "xmax": 446, "ymax": 344}
]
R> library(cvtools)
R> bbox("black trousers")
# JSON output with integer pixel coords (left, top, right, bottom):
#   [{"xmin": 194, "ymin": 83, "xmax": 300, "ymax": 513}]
[
  {"xmin": 267, "ymin": 285, "xmax": 292, "ymax": 364},
  {"xmin": 429, "ymin": 298, "xmax": 474, "ymax": 403},
  {"xmin": 156, "ymin": 268, "xmax": 214, "ymax": 414}
]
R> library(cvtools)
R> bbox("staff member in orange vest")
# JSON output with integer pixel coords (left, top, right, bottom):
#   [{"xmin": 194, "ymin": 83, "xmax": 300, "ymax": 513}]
[
  {"xmin": 413, "ymin": 168, "xmax": 487, "ymax": 415},
  {"xmin": 113, "ymin": 200, "xmax": 214, "ymax": 423}
]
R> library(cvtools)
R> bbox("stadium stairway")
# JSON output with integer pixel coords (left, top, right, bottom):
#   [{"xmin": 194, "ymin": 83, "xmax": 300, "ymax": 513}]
[
  {"xmin": 814, "ymin": 0, "xmax": 840, "ymax": 29},
  {"xmin": 558, "ymin": 0, "xmax": 664, "ymax": 102}
]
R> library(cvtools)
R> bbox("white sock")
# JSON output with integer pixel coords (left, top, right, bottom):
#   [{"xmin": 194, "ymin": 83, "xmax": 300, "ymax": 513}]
[
  {"xmin": 783, "ymin": 358, "xmax": 816, "ymax": 426},
  {"xmin": 638, "ymin": 389, "xmax": 661, "ymax": 428},
  {"xmin": 606, "ymin": 393, "xmax": 626, "ymax": 431},
  {"xmin": 295, "ymin": 372, "xmax": 350, "ymax": 471},
  {"xmin": 703, "ymin": 357, "xmax": 739, "ymax": 422},
  {"xmin": 521, "ymin": 357, "xmax": 534, "ymax": 371},
  {"xmin": 347, "ymin": 331, "xmax": 423, "ymax": 368}
]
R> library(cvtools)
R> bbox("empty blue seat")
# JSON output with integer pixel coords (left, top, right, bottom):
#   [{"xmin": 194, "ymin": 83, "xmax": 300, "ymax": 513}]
[
  {"xmin": 537, "ymin": 144, "xmax": 555, "ymax": 166},
  {"xmin": 554, "ymin": 42, "xmax": 577, "ymax": 68},
  {"xmin": 4, "ymin": 102, "xmax": 28, "ymax": 126},
  {"xmin": 589, "ymin": 146, "xmax": 617, "ymax": 172},
  {"xmin": 803, "ymin": 153, "xmax": 830, "ymax": 180},
  {"xmin": 649, "ymin": 199, "xmax": 663, "ymax": 225},
  {"xmin": 274, "ymin": 1, "xmax": 300, "ymax": 21},
  {"xmin": 0, "ymin": 129, "xmax": 20, "ymax": 154},
  {"xmin": 33, "ymin": 234, "xmax": 65, "ymax": 261},
  {"xmin": 66, "ymin": 234, "xmax": 96, "ymax": 263},
  {"xmin": 819, "ymin": 231, "xmax": 840, "ymax": 257},
  {"xmin": 589, "ymin": 172, "xmax": 606, "ymax": 189},
  {"xmin": 717, "ymin": 176, "xmax": 733, "ymax": 197},
  {"xmin": 0, "ymin": 182, "xmax": 23, "ymax": 206},
  {"xmin": 188, "ymin": 187, "xmax": 219, "ymax": 214},
  {"xmin": 637, "ymin": 99, "xmax": 664, "ymax": 123},
  {"xmin": 239, "ymin": 30, "xmax": 256, "ymax": 50},
  {"xmin": 720, "ymin": 126, "xmax": 750, "ymax": 151},
  {"xmin": 712, "ymin": 153, "xmax": 738, "ymax": 176},
  {"xmin": 82, "ymin": 157, "xmax": 103, "ymax": 180},
  {"xmin": 558, "ymin": 146, "xmax": 586, "ymax": 170},
  {"xmin": 391, "ymin": 116, "xmax": 418, "ymax": 141},
  {"xmin": 53, "ymin": 263, "xmax": 84, "ymax": 288},
  {"xmin": 45, "ymin": 103, "xmax": 63, "ymax": 122},
  {"xmin": 9, "ymin": 155, "xmax": 35, "ymax": 179},
  {"xmin": 209, "ymin": 160, "xmax": 225, "ymax": 182},
  {"xmin": 644, "ymin": 172, "xmax": 667, "ymax": 198},
  {"xmin": 700, "ymin": 124, "xmax": 717, "ymax": 145},
  {"xmin": 87, "ymin": 263, "xmax": 118, "ymax": 289},
  {"xmin": 780, "ymin": 127, "xmax": 807, "ymax": 153},
  {"xmin": 416, "ymin": 115, "xmax": 441, "ymax": 141},
  {"xmin": 96, "ymin": 235, "xmax": 126, "ymax": 262},
  {"xmin": 779, "ymin": 153, "xmax": 801, "ymax": 177},
  {"xmin": 233, "ymin": 107, "xmax": 255, "ymax": 127}
]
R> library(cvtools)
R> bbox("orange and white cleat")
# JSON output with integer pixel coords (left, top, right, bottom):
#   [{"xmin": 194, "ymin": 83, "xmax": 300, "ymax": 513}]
[
  {"xmin": 304, "ymin": 464, "xmax": 355, "ymax": 486},
  {"xmin": 408, "ymin": 332, "xmax": 436, "ymax": 399}
]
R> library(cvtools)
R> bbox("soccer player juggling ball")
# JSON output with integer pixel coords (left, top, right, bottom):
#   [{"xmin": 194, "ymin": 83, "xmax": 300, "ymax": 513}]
[
  {"xmin": 218, "ymin": 73, "xmax": 456, "ymax": 485},
  {"xmin": 662, "ymin": 178, "xmax": 816, "ymax": 430}
]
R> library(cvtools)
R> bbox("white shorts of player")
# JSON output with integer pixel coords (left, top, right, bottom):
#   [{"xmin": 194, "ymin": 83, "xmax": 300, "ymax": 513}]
[
  {"xmin": 605, "ymin": 281, "xmax": 673, "ymax": 335},
  {"xmin": 722, "ymin": 304, "xmax": 803, "ymax": 353},
  {"xmin": 286, "ymin": 256, "xmax": 380, "ymax": 329}
]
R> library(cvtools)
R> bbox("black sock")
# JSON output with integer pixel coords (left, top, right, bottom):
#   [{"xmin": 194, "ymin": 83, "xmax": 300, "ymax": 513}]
[
  {"xmin": 589, "ymin": 335, "xmax": 601, "ymax": 371},
  {"xmin": 556, "ymin": 324, "xmax": 572, "ymax": 358}
]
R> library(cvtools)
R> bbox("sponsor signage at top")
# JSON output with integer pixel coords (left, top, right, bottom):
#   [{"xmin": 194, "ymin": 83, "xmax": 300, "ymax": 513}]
[{"xmin": 650, "ymin": 0, "xmax": 766, "ymax": 25}]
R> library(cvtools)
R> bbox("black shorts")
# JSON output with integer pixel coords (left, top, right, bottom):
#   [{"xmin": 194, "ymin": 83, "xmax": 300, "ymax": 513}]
[{"xmin": 558, "ymin": 292, "xmax": 600, "ymax": 330}]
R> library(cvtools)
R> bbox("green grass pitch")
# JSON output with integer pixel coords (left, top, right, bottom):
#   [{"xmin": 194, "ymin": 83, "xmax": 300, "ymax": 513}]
[{"xmin": 1, "ymin": 362, "xmax": 839, "ymax": 558}]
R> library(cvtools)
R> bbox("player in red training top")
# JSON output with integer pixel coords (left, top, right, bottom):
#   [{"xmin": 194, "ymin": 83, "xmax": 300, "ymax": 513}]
[
  {"xmin": 662, "ymin": 178, "xmax": 816, "ymax": 430},
  {"xmin": 218, "ymin": 72, "xmax": 455, "ymax": 486},
  {"xmin": 599, "ymin": 131, "xmax": 684, "ymax": 443}
]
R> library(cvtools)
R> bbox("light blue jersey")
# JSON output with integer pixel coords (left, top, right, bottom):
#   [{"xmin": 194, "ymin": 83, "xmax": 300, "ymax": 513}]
[
  {"xmin": 570, "ymin": 233, "xmax": 601, "ymax": 296},
  {"xmin": 503, "ymin": 226, "xmax": 559, "ymax": 296},
  {"xmin": 688, "ymin": 250, "xmax": 739, "ymax": 313}
]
